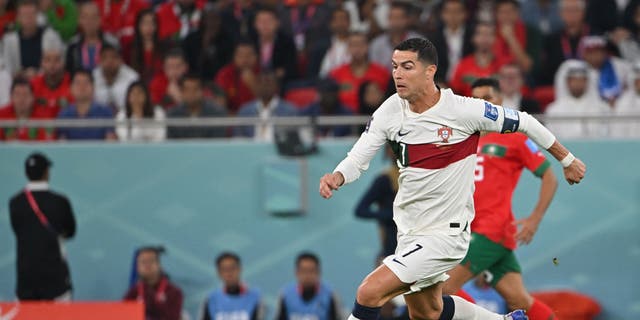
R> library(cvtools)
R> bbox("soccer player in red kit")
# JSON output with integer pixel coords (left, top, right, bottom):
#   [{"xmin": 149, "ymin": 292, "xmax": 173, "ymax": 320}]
[{"xmin": 443, "ymin": 77, "xmax": 559, "ymax": 319}]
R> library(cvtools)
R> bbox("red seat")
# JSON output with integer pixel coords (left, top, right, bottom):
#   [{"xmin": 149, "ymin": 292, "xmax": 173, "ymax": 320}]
[
  {"xmin": 531, "ymin": 290, "xmax": 601, "ymax": 320},
  {"xmin": 284, "ymin": 87, "xmax": 319, "ymax": 109},
  {"xmin": 531, "ymin": 86, "xmax": 555, "ymax": 112}
]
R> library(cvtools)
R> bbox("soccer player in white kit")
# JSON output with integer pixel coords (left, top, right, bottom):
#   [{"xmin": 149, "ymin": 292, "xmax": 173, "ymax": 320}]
[{"xmin": 319, "ymin": 38, "xmax": 586, "ymax": 320}]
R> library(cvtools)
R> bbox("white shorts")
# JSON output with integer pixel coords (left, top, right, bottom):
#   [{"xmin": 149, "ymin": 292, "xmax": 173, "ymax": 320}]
[{"xmin": 383, "ymin": 230, "xmax": 470, "ymax": 293}]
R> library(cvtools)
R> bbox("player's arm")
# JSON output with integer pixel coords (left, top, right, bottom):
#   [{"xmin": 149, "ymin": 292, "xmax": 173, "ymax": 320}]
[
  {"xmin": 515, "ymin": 167, "xmax": 558, "ymax": 245},
  {"xmin": 319, "ymin": 111, "xmax": 388, "ymax": 199},
  {"xmin": 463, "ymin": 99, "xmax": 586, "ymax": 185}
]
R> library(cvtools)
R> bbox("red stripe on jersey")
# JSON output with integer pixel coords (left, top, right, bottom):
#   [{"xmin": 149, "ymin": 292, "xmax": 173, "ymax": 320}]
[{"xmin": 406, "ymin": 133, "xmax": 479, "ymax": 170}]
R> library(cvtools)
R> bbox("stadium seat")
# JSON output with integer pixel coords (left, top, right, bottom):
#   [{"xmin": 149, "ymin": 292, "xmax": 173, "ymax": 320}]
[
  {"xmin": 284, "ymin": 87, "xmax": 319, "ymax": 109},
  {"xmin": 531, "ymin": 290, "xmax": 601, "ymax": 320}
]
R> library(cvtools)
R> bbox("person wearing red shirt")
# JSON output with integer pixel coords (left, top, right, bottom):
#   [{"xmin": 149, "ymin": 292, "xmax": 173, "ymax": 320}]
[
  {"xmin": 493, "ymin": 0, "xmax": 534, "ymax": 74},
  {"xmin": 443, "ymin": 78, "xmax": 558, "ymax": 320},
  {"xmin": 122, "ymin": 9, "xmax": 166, "ymax": 84},
  {"xmin": 450, "ymin": 22, "xmax": 510, "ymax": 97},
  {"xmin": 95, "ymin": 0, "xmax": 149, "ymax": 41},
  {"xmin": 215, "ymin": 41, "xmax": 259, "ymax": 114},
  {"xmin": 329, "ymin": 32, "xmax": 389, "ymax": 113},
  {"xmin": 31, "ymin": 45, "xmax": 72, "ymax": 116},
  {"xmin": 156, "ymin": 0, "xmax": 203, "ymax": 41},
  {"xmin": 0, "ymin": 78, "xmax": 56, "ymax": 141},
  {"xmin": 0, "ymin": 0, "xmax": 16, "ymax": 38},
  {"xmin": 124, "ymin": 246, "xmax": 183, "ymax": 320},
  {"xmin": 149, "ymin": 49, "xmax": 188, "ymax": 109}
]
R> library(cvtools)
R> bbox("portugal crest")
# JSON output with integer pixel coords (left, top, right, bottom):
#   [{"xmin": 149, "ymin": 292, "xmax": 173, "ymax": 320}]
[{"xmin": 437, "ymin": 126, "xmax": 452, "ymax": 143}]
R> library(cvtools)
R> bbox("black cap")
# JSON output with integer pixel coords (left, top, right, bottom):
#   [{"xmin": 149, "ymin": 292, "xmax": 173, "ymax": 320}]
[{"xmin": 25, "ymin": 152, "xmax": 52, "ymax": 181}]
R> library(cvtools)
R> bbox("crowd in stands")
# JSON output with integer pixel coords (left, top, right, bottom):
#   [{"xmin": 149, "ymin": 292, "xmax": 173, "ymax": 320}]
[{"xmin": 1, "ymin": 0, "xmax": 640, "ymax": 142}]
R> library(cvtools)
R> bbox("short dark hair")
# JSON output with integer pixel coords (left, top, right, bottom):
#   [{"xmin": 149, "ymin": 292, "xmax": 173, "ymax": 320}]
[
  {"xmin": 137, "ymin": 245, "xmax": 165, "ymax": 260},
  {"xmin": 16, "ymin": 0, "xmax": 38, "ymax": 9},
  {"xmin": 471, "ymin": 77, "xmax": 501, "ymax": 93},
  {"xmin": 440, "ymin": 0, "xmax": 466, "ymax": 11},
  {"xmin": 256, "ymin": 6, "xmax": 278, "ymax": 19},
  {"xmin": 394, "ymin": 38, "xmax": 438, "ymax": 67},
  {"xmin": 72, "ymin": 69, "xmax": 94, "ymax": 84},
  {"xmin": 390, "ymin": 1, "xmax": 413, "ymax": 16},
  {"xmin": 216, "ymin": 251, "xmax": 241, "ymax": 268},
  {"xmin": 495, "ymin": 0, "xmax": 520, "ymax": 9},
  {"xmin": 11, "ymin": 77, "xmax": 33, "ymax": 93},
  {"xmin": 178, "ymin": 73, "xmax": 202, "ymax": 88},
  {"xmin": 100, "ymin": 43, "xmax": 121, "ymax": 56},
  {"xmin": 164, "ymin": 48, "xmax": 186, "ymax": 62},
  {"xmin": 296, "ymin": 251, "xmax": 320, "ymax": 269}
]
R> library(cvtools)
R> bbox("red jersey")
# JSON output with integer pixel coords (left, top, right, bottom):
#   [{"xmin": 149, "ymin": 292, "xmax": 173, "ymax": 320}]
[
  {"xmin": 449, "ymin": 54, "xmax": 509, "ymax": 97},
  {"xmin": 96, "ymin": 0, "xmax": 150, "ymax": 40},
  {"xmin": 0, "ymin": 11, "xmax": 16, "ymax": 38},
  {"xmin": 123, "ymin": 276, "xmax": 183, "ymax": 320},
  {"xmin": 0, "ymin": 104, "xmax": 56, "ymax": 141},
  {"xmin": 329, "ymin": 62, "xmax": 389, "ymax": 113},
  {"xmin": 472, "ymin": 133, "xmax": 550, "ymax": 250},
  {"xmin": 31, "ymin": 73, "xmax": 73, "ymax": 116},
  {"xmin": 156, "ymin": 0, "xmax": 204, "ymax": 40},
  {"xmin": 214, "ymin": 64, "xmax": 257, "ymax": 114}
]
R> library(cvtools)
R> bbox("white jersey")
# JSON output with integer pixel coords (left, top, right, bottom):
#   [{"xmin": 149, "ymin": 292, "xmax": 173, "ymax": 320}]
[{"xmin": 334, "ymin": 89, "xmax": 555, "ymax": 236}]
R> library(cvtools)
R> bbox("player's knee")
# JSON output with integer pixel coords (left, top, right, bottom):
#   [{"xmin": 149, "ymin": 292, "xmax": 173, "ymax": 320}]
[
  {"xmin": 407, "ymin": 306, "xmax": 443, "ymax": 320},
  {"xmin": 355, "ymin": 282, "xmax": 384, "ymax": 306},
  {"xmin": 504, "ymin": 292, "xmax": 533, "ymax": 310}
]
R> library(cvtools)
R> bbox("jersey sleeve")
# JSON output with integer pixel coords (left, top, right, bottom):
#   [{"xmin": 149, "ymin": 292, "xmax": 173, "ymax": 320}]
[
  {"xmin": 333, "ymin": 104, "xmax": 389, "ymax": 184},
  {"xmin": 459, "ymin": 96, "xmax": 556, "ymax": 150},
  {"xmin": 520, "ymin": 138, "xmax": 551, "ymax": 177}
]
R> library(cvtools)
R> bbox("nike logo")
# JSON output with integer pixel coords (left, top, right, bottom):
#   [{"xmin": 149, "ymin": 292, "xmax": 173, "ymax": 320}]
[
  {"xmin": 398, "ymin": 130, "xmax": 410, "ymax": 136},
  {"xmin": 392, "ymin": 258, "xmax": 406, "ymax": 267}
]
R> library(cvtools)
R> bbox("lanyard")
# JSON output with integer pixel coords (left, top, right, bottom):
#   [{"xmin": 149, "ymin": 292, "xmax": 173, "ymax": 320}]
[
  {"xmin": 24, "ymin": 188, "xmax": 55, "ymax": 233},
  {"xmin": 137, "ymin": 277, "xmax": 168, "ymax": 304}
]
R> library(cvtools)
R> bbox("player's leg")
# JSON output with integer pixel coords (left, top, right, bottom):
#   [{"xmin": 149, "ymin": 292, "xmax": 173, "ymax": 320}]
[
  {"xmin": 494, "ymin": 272, "xmax": 555, "ymax": 320},
  {"xmin": 442, "ymin": 264, "xmax": 475, "ymax": 296},
  {"xmin": 347, "ymin": 264, "xmax": 411, "ymax": 320}
]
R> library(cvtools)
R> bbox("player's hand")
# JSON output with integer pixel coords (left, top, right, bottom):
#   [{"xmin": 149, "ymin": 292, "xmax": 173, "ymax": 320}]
[
  {"xmin": 563, "ymin": 157, "xmax": 586, "ymax": 185},
  {"xmin": 319, "ymin": 172, "xmax": 345, "ymax": 199},
  {"xmin": 513, "ymin": 215, "xmax": 541, "ymax": 245}
]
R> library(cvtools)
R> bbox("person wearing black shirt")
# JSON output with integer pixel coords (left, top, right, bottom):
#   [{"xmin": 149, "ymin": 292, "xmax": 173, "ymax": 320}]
[{"xmin": 9, "ymin": 152, "xmax": 76, "ymax": 300}]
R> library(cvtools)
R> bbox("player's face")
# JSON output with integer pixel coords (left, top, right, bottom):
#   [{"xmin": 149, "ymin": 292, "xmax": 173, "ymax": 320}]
[
  {"xmin": 296, "ymin": 259, "xmax": 320, "ymax": 287},
  {"xmin": 217, "ymin": 258, "xmax": 241, "ymax": 286},
  {"xmin": 392, "ymin": 50, "xmax": 433, "ymax": 101},
  {"xmin": 137, "ymin": 251, "xmax": 161, "ymax": 282},
  {"xmin": 471, "ymin": 86, "xmax": 502, "ymax": 105}
]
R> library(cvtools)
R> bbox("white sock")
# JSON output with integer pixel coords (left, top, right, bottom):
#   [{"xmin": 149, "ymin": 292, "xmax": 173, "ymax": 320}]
[
  {"xmin": 451, "ymin": 295, "xmax": 504, "ymax": 320},
  {"xmin": 347, "ymin": 314, "xmax": 361, "ymax": 320}
]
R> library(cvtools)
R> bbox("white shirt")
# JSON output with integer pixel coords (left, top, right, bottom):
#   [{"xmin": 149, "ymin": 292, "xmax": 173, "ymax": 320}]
[
  {"xmin": 319, "ymin": 37, "xmax": 350, "ymax": 77},
  {"xmin": 612, "ymin": 89, "xmax": 640, "ymax": 138},
  {"xmin": 93, "ymin": 64, "xmax": 139, "ymax": 112},
  {"xmin": 333, "ymin": 89, "xmax": 555, "ymax": 236},
  {"xmin": 546, "ymin": 94, "xmax": 611, "ymax": 139},
  {"xmin": 443, "ymin": 26, "xmax": 465, "ymax": 82},
  {"xmin": 255, "ymin": 97, "xmax": 280, "ymax": 142},
  {"xmin": 0, "ymin": 60, "xmax": 11, "ymax": 106},
  {"xmin": 115, "ymin": 106, "xmax": 167, "ymax": 142}
]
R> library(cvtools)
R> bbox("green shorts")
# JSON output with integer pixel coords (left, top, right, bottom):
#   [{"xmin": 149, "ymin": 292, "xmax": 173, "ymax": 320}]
[{"xmin": 460, "ymin": 233, "xmax": 522, "ymax": 287}]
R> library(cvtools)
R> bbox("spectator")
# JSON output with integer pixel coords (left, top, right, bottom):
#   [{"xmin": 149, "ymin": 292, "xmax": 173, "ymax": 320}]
[
  {"xmin": 156, "ymin": 0, "xmax": 203, "ymax": 41},
  {"xmin": 93, "ymin": 44, "xmax": 140, "ymax": 112},
  {"xmin": 116, "ymin": 81, "xmax": 166, "ymax": 142},
  {"xmin": 314, "ymin": 7, "xmax": 351, "ymax": 78},
  {"xmin": 278, "ymin": 0, "xmax": 331, "ymax": 54},
  {"xmin": 369, "ymin": 1, "xmax": 424, "ymax": 71},
  {"xmin": 167, "ymin": 74, "xmax": 227, "ymax": 139},
  {"xmin": 38, "ymin": 0, "xmax": 77, "ymax": 41},
  {"xmin": 220, "ymin": 0, "xmax": 258, "ymax": 40},
  {"xmin": 493, "ymin": 0, "xmax": 536, "ymax": 73},
  {"xmin": 546, "ymin": 60, "xmax": 609, "ymax": 138},
  {"xmin": 66, "ymin": 1, "xmax": 118, "ymax": 73},
  {"xmin": 200, "ymin": 252, "xmax": 263, "ymax": 320},
  {"xmin": 31, "ymin": 39, "xmax": 72, "ymax": 116},
  {"xmin": 95, "ymin": 0, "xmax": 149, "ymax": 41},
  {"xmin": 124, "ymin": 246, "xmax": 183, "ymax": 320},
  {"xmin": 57, "ymin": 70, "xmax": 116, "ymax": 140},
  {"xmin": 275, "ymin": 252, "xmax": 341, "ymax": 320},
  {"xmin": 612, "ymin": 62, "xmax": 640, "ymax": 138},
  {"xmin": 0, "ymin": 59, "xmax": 10, "ymax": 105},
  {"xmin": 577, "ymin": 35, "xmax": 630, "ymax": 104},
  {"xmin": 215, "ymin": 41, "xmax": 260, "ymax": 114},
  {"xmin": 2, "ymin": 0, "xmax": 62, "ymax": 77},
  {"xmin": 0, "ymin": 0, "xmax": 16, "ymax": 38},
  {"xmin": 343, "ymin": 0, "xmax": 382, "ymax": 38},
  {"xmin": 538, "ymin": 0, "xmax": 590, "ymax": 85},
  {"xmin": 450, "ymin": 22, "xmax": 508, "ymax": 97},
  {"xmin": 612, "ymin": 1, "xmax": 640, "ymax": 62},
  {"xmin": 429, "ymin": 0, "xmax": 474, "ymax": 85},
  {"xmin": 253, "ymin": 7, "xmax": 298, "ymax": 82},
  {"xmin": 235, "ymin": 71, "xmax": 297, "ymax": 141},
  {"xmin": 0, "ymin": 78, "xmax": 56, "ymax": 141},
  {"xmin": 300, "ymin": 78, "xmax": 353, "ymax": 137},
  {"xmin": 357, "ymin": 80, "xmax": 385, "ymax": 116},
  {"xmin": 354, "ymin": 145, "xmax": 398, "ymax": 262},
  {"xmin": 122, "ymin": 9, "xmax": 165, "ymax": 84},
  {"xmin": 585, "ymin": 0, "xmax": 627, "ymax": 35},
  {"xmin": 329, "ymin": 32, "xmax": 389, "ymax": 113},
  {"xmin": 462, "ymin": 273, "xmax": 508, "ymax": 314},
  {"xmin": 150, "ymin": 49, "xmax": 188, "ymax": 110},
  {"xmin": 497, "ymin": 63, "xmax": 542, "ymax": 114},
  {"xmin": 183, "ymin": 8, "xmax": 235, "ymax": 82},
  {"xmin": 9, "ymin": 152, "xmax": 76, "ymax": 300},
  {"xmin": 520, "ymin": 0, "xmax": 564, "ymax": 36}
]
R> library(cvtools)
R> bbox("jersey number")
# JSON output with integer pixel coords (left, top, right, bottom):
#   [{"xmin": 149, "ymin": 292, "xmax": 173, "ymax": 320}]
[
  {"xmin": 474, "ymin": 156, "xmax": 484, "ymax": 182},
  {"xmin": 401, "ymin": 244, "xmax": 423, "ymax": 257}
]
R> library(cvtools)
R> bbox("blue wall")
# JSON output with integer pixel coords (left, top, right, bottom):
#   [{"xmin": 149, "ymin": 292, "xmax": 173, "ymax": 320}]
[{"xmin": 0, "ymin": 140, "xmax": 638, "ymax": 319}]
